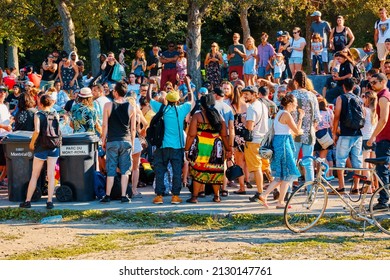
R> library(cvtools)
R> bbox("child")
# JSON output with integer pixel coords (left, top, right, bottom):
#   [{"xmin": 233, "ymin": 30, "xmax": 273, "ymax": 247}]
[
  {"xmin": 311, "ymin": 33, "xmax": 324, "ymax": 75},
  {"xmin": 269, "ymin": 53, "xmax": 285, "ymax": 84}
]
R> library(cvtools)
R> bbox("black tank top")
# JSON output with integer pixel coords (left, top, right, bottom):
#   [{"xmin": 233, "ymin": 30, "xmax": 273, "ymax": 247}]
[
  {"xmin": 333, "ymin": 27, "xmax": 347, "ymax": 52},
  {"xmin": 41, "ymin": 64, "xmax": 56, "ymax": 81},
  {"xmin": 107, "ymin": 102, "xmax": 131, "ymax": 142}
]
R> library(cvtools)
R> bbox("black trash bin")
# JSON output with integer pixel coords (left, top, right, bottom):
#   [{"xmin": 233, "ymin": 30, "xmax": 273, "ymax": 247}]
[
  {"xmin": 58, "ymin": 132, "xmax": 99, "ymax": 202},
  {"xmin": 3, "ymin": 131, "xmax": 45, "ymax": 202}
]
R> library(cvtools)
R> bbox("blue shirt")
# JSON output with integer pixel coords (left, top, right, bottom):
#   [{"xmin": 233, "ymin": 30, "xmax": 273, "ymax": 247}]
[
  {"xmin": 150, "ymin": 99, "xmax": 191, "ymax": 149},
  {"xmin": 161, "ymin": 50, "xmax": 179, "ymax": 69},
  {"xmin": 214, "ymin": 100, "xmax": 234, "ymax": 128},
  {"xmin": 178, "ymin": 82, "xmax": 196, "ymax": 96}
]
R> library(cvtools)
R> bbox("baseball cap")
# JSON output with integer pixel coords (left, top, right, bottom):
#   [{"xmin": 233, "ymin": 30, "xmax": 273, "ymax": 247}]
[
  {"xmin": 385, "ymin": 38, "xmax": 390, "ymax": 43},
  {"xmin": 166, "ymin": 90, "xmax": 180, "ymax": 102},
  {"xmin": 212, "ymin": 88, "xmax": 224, "ymax": 97},
  {"xmin": 311, "ymin": 11, "xmax": 321, "ymax": 17},
  {"xmin": 25, "ymin": 81, "xmax": 34, "ymax": 87},
  {"xmin": 241, "ymin": 85, "xmax": 258, "ymax": 94},
  {"xmin": 0, "ymin": 86, "xmax": 7, "ymax": 92},
  {"xmin": 198, "ymin": 87, "xmax": 208, "ymax": 95},
  {"xmin": 276, "ymin": 30, "xmax": 284, "ymax": 37}
]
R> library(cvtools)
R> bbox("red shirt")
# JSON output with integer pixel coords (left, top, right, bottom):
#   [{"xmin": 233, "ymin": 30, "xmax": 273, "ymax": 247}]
[{"xmin": 376, "ymin": 88, "xmax": 390, "ymax": 142}]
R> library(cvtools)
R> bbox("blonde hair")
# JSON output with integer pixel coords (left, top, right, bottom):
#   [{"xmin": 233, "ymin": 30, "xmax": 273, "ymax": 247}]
[
  {"xmin": 364, "ymin": 91, "xmax": 378, "ymax": 125},
  {"xmin": 245, "ymin": 36, "xmax": 256, "ymax": 50}
]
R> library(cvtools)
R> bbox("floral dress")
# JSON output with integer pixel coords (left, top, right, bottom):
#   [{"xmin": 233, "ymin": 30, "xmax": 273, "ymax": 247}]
[
  {"xmin": 70, "ymin": 103, "xmax": 98, "ymax": 133},
  {"xmin": 176, "ymin": 57, "xmax": 187, "ymax": 84},
  {"xmin": 206, "ymin": 53, "xmax": 222, "ymax": 89},
  {"xmin": 61, "ymin": 63, "xmax": 77, "ymax": 91},
  {"xmin": 232, "ymin": 106, "xmax": 246, "ymax": 152}
]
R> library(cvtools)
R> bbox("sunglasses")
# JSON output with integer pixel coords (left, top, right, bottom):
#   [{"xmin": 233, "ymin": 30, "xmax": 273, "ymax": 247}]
[
  {"xmin": 168, "ymin": 45, "xmax": 174, "ymax": 48},
  {"xmin": 293, "ymin": 32, "xmax": 299, "ymax": 34},
  {"xmin": 211, "ymin": 45, "xmax": 217, "ymax": 47}
]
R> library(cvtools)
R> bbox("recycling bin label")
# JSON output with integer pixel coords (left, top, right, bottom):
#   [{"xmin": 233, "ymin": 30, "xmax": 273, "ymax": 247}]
[
  {"xmin": 9, "ymin": 147, "xmax": 33, "ymax": 158},
  {"xmin": 60, "ymin": 145, "xmax": 89, "ymax": 156}
]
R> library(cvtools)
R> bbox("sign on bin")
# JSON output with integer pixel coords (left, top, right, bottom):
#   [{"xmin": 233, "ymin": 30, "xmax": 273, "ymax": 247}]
[{"xmin": 60, "ymin": 145, "xmax": 88, "ymax": 156}]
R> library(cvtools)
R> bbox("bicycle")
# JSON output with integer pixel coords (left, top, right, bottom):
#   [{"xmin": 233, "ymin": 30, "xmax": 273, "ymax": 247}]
[{"xmin": 283, "ymin": 156, "xmax": 390, "ymax": 235}]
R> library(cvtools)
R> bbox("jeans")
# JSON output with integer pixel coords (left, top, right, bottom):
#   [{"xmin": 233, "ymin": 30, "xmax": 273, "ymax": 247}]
[
  {"xmin": 312, "ymin": 55, "xmax": 324, "ymax": 72},
  {"xmin": 294, "ymin": 142, "xmax": 315, "ymax": 182},
  {"xmin": 375, "ymin": 140, "xmax": 390, "ymax": 205},
  {"xmin": 153, "ymin": 147, "xmax": 184, "ymax": 196}
]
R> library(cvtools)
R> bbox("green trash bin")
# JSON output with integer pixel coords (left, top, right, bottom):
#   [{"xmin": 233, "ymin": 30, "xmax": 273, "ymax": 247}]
[
  {"xmin": 58, "ymin": 132, "xmax": 99, "ymax": 202},
  {"xmin": 3, "ymin": 131, "xmax": 45, "ymax": 202}
]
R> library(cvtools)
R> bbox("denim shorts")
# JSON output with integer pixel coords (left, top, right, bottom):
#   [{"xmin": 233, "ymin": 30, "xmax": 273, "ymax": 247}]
[
  {"xmin": 106, "ymin": 140, "xmax": 132, "ymax": 176},
  {"xmin": 336, "ymin": 136, "xmax": 363, "ymax": 168},
  {"xmin": 34, "ymin": 148, "xmax": 60, "ymax": 160},
  {"xmin": 289, "ymin": 57, "xmax": 303, "ymax": 65}
]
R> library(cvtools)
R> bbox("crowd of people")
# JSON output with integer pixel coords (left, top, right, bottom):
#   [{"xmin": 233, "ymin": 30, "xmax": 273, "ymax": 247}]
[{"xmin": 0, "ymin": 8, "xmax": 389, "ymax": 210}]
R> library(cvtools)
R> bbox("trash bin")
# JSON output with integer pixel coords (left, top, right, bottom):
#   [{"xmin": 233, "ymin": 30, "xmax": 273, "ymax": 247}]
[
  {"xmin": 58, "ymin": 132, "xmax": 99, "ymax": 202},
  {"xmin": 3, "ymin": 131, "xmax": 45, "ymax": 202}
]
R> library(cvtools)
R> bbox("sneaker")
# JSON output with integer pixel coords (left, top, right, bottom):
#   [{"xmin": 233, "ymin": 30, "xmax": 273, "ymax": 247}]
[
  {"xmin": 153, "ymin": 195, "xmax": 163, "ymax": 204},
  {"xmin": 46, "ymin": 202, "xmax": 54, "ymax": 209},
  {"xmin": 311, "ymin": 71, "xmax": 316, "ymax": 75},
  {"xmin": 99, "ymin": 195, "xmax": 110, "ymax": 203},
  {"xmin": 121, "ymin": 196, "xmax": 131, "ymax": 203},
  {"xmin": 19, "ymin": 201, "xmax": 31, "ymax": 208},
  {"xmin": 321, "ymin": 71, "xmax": 326, "ymax": 75},
  {"xmin": 372, "ymin": 203, "xmax": 388, "ymax": 211},
  {"xmin": 249, "ymin": 193, "xmax": 260, "ymax": 203},
  {"xmin": 171, "ymin": 195, "xmax": 182, "ymax": 204}
]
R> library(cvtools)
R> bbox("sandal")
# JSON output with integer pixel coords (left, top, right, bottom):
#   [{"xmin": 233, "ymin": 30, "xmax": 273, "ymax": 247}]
[
  {"xmin": 213, "ymin": 196, "xmax": 221, "ymax": 203},
  {"xmin": 220, "ymin": 190, "xmax": 229, "ymax": 197},
  {"xmin": 137, "ymin": 182, "xmax": 147, "ymax": 188},
  {"xmin": 245, "ymin": 181, "xmax": 254, "ymax": 189},
  {"xmin": 276, "ymin": 204, "xmax": 291, "ymax": 209},
  {"xmin": 186, "ymin": 196, "xmax": 198, "ymax": 203},
  {"xmin": 258, "ymin": 196, "xmax": 269, "ymax": 209}
]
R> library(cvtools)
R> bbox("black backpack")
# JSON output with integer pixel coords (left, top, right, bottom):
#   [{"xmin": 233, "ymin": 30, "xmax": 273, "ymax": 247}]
[
  {"xmin": 352, "ymin": 65, "xmax": 363, "ymax": 84},
  {"xmin": 342, "ymin": 93, "xmax": 365, "ymax": 130},
  {"xmin": 146, "ymin": 104, "xmax": 167, "ymax": 148},
  {"xmin": 39, "ymin": 111, "xmax": 62, "ymax": 149}
]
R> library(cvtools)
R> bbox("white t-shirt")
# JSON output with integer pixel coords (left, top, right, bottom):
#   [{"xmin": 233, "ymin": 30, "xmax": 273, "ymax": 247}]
[
  {"xmin": 375, "ymin": 19, "xmax": 390, "ymax": 43},
  {"xmin": 361, "ymin": 107, "xmax": 377, "ymax": 140},
  {"xmin": 96, "ymin": 95, "xmax": 111, "ymax": 113},
  {"xmin": 290, "ymin": 37, "xmax": 306, "ymax": 58},
  {"xmin": 0, "ymin": 104, "xmax": 11, "ymax": 136},
  {"xmin": 246, "ymin": 100, "xmax": 268, "ymax": 143}
]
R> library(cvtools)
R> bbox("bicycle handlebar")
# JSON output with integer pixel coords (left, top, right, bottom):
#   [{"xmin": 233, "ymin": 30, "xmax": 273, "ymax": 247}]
[{"xmin": 300, "ymin": 156, "xmax": 334, "ymax": 181}]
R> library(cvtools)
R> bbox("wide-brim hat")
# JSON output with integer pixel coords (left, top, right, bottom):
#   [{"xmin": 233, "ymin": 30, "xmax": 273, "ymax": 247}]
[{"xmin": 78, "ymin": 87, "xmax": 93, "ymax": 98}]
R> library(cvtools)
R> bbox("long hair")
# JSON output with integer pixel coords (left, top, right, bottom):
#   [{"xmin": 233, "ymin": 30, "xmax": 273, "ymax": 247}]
[
  {"xmin": 364, "ymin": 91, "xmax": 378, "ymax": 125},
  {"xmin": 293, "ymin": 70, "xmax": 307, "ymax": 89},
  {"xmin": 200, "ymin": 94, "xmax": 222, "ymax": 132},
  {"xmin": 232, "ymin": 85, "xmax": 242, "ymax": 111}
]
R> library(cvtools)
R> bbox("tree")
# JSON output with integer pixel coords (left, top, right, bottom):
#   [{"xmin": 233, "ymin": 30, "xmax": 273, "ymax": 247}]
[{"xmin": 56, "ymin": 0, "xmax": 76, "ymax": 53}]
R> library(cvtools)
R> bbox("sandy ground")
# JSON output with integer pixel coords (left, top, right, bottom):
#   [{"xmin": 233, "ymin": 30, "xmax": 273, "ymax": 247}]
[{"xmin": 1, "ymin": 220, "xmax": 389, "ymax": 260}]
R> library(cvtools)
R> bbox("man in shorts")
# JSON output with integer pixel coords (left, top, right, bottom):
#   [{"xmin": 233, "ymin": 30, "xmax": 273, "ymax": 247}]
[{"xmin": 374, "ymin": 7, "xmax": 390, "ymax": 71}]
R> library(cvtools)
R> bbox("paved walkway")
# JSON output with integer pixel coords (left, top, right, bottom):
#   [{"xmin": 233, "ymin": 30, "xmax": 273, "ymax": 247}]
[{"xmin": 0, "ymin": 179, "xmax": 366, "ymax": 216}]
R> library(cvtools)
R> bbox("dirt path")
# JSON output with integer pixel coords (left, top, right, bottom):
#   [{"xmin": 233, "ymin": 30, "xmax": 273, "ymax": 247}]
[{"xmin": 1, "ymin": 221, "xmax": 390, "ymax": 260}]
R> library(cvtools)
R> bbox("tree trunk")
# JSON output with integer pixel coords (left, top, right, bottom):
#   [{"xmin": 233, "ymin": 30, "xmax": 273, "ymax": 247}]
[
  {"xmin": 89, "ymin": 38, "xmax": 101, "ymax": 77},
  {"xmin": 0, "ymin": 43, "xmax": 5, "ymax": 69},
  {"xmin": 7, "ymin": 44, "xmax": 19, "ymax": 72},
  {"xmin": 240, "ymin": 6, "xmax": 251, "ymax": 42},
  {"xmin": 56, "ymin": 0, "xmax": 76, "ymax": 53},
  {"xmin": 305, "ymin": 14, "xmax": 312, "ymax": 73},
  {"xmin": 186, "ymin": 1, "xmax": 205, "ymax": 89}
]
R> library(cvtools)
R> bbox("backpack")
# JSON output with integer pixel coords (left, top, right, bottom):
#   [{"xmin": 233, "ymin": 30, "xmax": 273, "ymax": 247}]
[
  {"xmin": 93, "ymin": 171, "xmax": 106, "ymax": 199},
  {"xmin": 39, "ymin": 111, "xmax": 62, "ymax": 149},
  {"xmin": 342, "ymin": 93, "xmax": 365, "ymax": 130},
  {"xmin": 146, "ymin": 104, "xmax": 166, "ymax": 148}
]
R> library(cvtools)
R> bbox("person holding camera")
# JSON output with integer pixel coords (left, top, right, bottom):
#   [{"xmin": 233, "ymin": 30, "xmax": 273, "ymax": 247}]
[
  {"xmin": 101, "ymin": 52, "xmax": 118, "ymax": 89},
  {"xmin": 131, "ymin": 48, "xmax": 147, "ymax": 80}
]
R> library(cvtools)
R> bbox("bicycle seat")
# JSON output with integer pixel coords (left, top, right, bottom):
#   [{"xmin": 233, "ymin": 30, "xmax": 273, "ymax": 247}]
[{"xmin": 364, "ymin": 157, "xmax": 388, "ymax": 165}]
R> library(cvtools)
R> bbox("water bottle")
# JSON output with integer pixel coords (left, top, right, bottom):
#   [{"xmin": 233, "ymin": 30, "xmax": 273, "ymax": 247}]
[{"xmin": 40, "ymin": 215, "xmax": 63, "ymax": 224}]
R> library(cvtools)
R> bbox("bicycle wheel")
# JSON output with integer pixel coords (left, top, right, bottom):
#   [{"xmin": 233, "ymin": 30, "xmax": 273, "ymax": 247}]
[
  {"xmin": 369, "ymin": 185, "xmax": 390, "ymax": 235},
  {"xmin": 284, "ymin": 181, "xmax": 328, "ymax": 233}
]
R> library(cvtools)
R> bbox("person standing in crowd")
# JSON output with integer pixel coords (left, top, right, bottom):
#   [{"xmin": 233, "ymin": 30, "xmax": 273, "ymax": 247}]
[
  {"xmin": 331, "ymin": 78, "xmax": 363, "ymax": 195},
  {"xmin": 100, "ymin": 82, "xmax": 136, "ymax": 203},
  {"xmin": 131, "ymin": 48, "xmax": 147, "ymax": 80},
  {"xmin": 5, "ymin": 84, "xmax": 22, "ymax": 116},
  {"xmin": 329, "ymin": 15, "xmax": 355, "ymax": 54},
  {"xmin": 258, "ymin": 95, "xmax": 304, "ymax": 208},
  {"xmin": 40, "ymin": 53, "xmax": 58, "ymax": 91},
  {"xmin": 119, "ymin": 48, "xmax": 127, "ymax": 68},
  {"xmin": 383, "ymin": 58, "xmax": 390, "ymax": 89},
  {"xmin": 58, "ymin": 51, "xmax": 79, "ymax": 96},
  {"xmin": 374, "ymin": 7, "xmax": 390, "ymax": 71},
  {"xmin": 314, "ymin": 96, "xmax": 334, "ymax": 165},
  {"xmin": 243, "ymin": 36, "xmax": 258, "ymax": 86},
  {"xmin": 257, "ymin": 32, "xmax": 275, "ymax": 79},
  {"xmin": 287, "ymin": 27, "xmax": 306, "ymax": 77},
  {"xmin": 279, "ymin": 31, "xmax": 292, "ymax": 80},
  {"xmin": 101, "ymin": 52, "xmax": 119, "ymax": 89},
  {"xmin": 311, "ymin": 33, "xmax": 325, "ymax": 75},
  {"xmin": 160, "ymin": 42, "xmax": 179, "ymax": 88},
  {"xmin": 204, "ymin": 42, "xmax": 223, "ymax": 90},
  {"xmin": 367, "ymin": 73, "xmax": 390, "ymax": 210},
  {"xmin": 19, "ymin": 94, "xmax": 59, "ymax": 209},
  {"xmin": 148, "ymin": 77, "xmax": 194, "ymax": 205},
  {"xmin": 70, "ymin": 87, "xmax": 101, "ymax": 134},
  {"xmin": 310, "ymin": 11, "xmax": 331, "ymax": 73},
  {"xmin": 14, "ymin": 93, "xmax": 37, "ymax": 131},
  {"xmin": 291, "ymin": 71, "xmax": 321, "ymax": 186},
  {"xmin": 146, "ymin": 44, "xmax": 162, "ymax": 85},
  {"xmin": 185, "ymin": 94, "xmax": 231, "ymax": 203},
  {"xmin": 240, "ymin": 86, "xmax": 269, "ymax": 203},
  {"xmin": 227, "ymin": 33, "xmax": 246, "ymax": 80}
]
